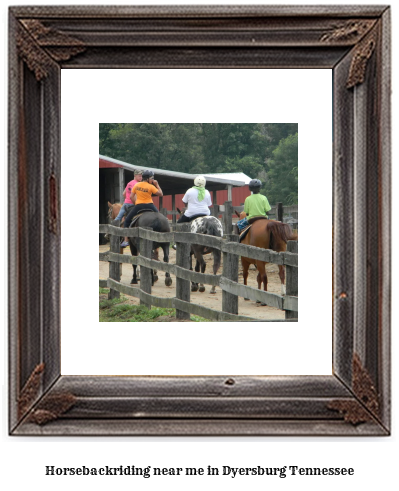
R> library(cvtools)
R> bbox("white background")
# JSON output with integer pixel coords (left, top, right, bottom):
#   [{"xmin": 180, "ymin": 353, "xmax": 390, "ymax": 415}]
[
  {"xmin": 1, "ymin": 1, "xmax": 397, "ymax": 491},
  {"xmin": 61, "ymin": 68, "xmax": 332, "ymax": 376}
]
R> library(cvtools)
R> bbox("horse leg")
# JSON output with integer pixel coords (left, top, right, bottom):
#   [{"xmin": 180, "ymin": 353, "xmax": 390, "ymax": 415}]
[
  {"xmin": 131, "ymin": 263, "xmax": 138, "ymax": 284},
  {"xmin": 151, "ymin": 247, "xmax": 159, "ymax": 284},
  {"xmin": 162, "ymin": 244, "xmax": 172, "ymax": 287},
  {"xmin": 129, "ymin": 241, "xmax": 139, "ymax": 285},
  {"xmin": 242, "ymin": 258, "xmax": 250, "ymax": 301},
  {"xmin": 278, "ymin": 265, "xmax": 286, "ymax": 295},
  {"xmin": 199, "ymin": 256, "xmax": 206, "ymax": 293},
  {"xmin": 192, "ymin": 247, "xmax": 207, "ymax": 293},
  {"xmin": 210, "ymin": 248, "xmax": 221, "ymax": 294},
  {"xmin": 191, "ymin": 247, "xmax": 199, "ymax": 292},
  {"xmin": 274, "ymin": 240, "xmax": 287, "ymax": 296},
  {"xmin": 256, "ymin": 261, "xmax": 267, "ymax": 306}
]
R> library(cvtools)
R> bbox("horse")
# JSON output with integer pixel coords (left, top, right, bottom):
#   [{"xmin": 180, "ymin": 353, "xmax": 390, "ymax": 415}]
[
  {"xmin": 127, "ymin": 211, "xmax": 172, "ymax": 287},
  {"xmin": 108, "ymin": 201, "xmax": 122, "ymax": 221},
  {"xmin": 105, "ymin": 201, "xmax": 123, "ymax": 241},
  {"xmin": 235, "ymin": 212, "xmax": 297, "ymax": 303},
  {"xmin": 188, "ymin": 215, "xmax": 223, "ymax": 294}
]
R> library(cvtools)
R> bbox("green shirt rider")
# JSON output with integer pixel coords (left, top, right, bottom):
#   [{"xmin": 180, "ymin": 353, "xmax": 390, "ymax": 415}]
[{"xmin": 237, "ymin": 179, "xmax": 271, "ymax": 231}]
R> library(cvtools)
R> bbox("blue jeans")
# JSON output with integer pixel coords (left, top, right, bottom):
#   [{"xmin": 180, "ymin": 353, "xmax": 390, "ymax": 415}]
[
  {"xmin": 237, "ymin": 217, "xmax": 249, "ymax": 231},
  {"xmin": 115, "ymin": 203, "xmax": 134, "ymax": 221}
]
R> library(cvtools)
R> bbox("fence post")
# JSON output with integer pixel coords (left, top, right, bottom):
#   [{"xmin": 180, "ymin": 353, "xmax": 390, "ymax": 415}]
[
  {"xmin": 139, "ymin": 226, "xmax": 152, "ymax": 308},
  {"xmin": 211, "ymin": 204, "xmax": 220, "ymax": 218},
  {"xmin": 175, "ymin": 223, "xmax": 191, "ymax": 320},
  {"xmin": 172, "ymin": 194, "xmax": 176, "ymax": 224},
  {"xmin": 223, "ymin": 201, "xmax": 233, "ymax": 234},
  {"xmin": 222, "ymin": 234, "xmax": 239, "ymax": 315},
  {"xmin": 285, "ymin": 240, "xmax": 298, "ymax": 320},
  {"xmin": 108, "ymin": 219, "xmax": 121, "ymax": 300},
  {"xmin": 277, "ymin": 202, "xmax": 283, "ymax": 222}
]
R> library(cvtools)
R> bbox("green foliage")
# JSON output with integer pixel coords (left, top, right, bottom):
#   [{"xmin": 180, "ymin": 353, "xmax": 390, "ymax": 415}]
[
  {"xmin": 99, "ymin": 293, "xmax": 209, "ymax": 322},
  {"xmin": 263, "ymin": 133, "xmax": 298, "ymax": 205},
  {"xmin": 99, "ymin": 123, "xmax": 298, "ymax": 206}
]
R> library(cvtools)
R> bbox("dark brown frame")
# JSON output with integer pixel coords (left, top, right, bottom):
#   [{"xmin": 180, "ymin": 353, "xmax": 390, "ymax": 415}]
[{"xmin": 9, "ymin": 5, "xmax": 391, "ymax": 436}]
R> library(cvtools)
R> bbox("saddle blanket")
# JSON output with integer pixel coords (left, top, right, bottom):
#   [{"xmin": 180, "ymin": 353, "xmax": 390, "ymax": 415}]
[{"xmin": 239, "ymin": 224, "xmax": 252, "ymax": 243}]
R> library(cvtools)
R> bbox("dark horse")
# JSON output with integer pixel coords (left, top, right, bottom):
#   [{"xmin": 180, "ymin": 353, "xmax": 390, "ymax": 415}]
[
  {"xmin": 236, "ymin": 216, "xmax": 298, "ymax": 303},
  {"xmin": 189, "ymin": 216, "xmax": 223, "ymax": 294},
  {"xmin": 127, "ymin": 211, "xmax": 172, "ymax": 287}
]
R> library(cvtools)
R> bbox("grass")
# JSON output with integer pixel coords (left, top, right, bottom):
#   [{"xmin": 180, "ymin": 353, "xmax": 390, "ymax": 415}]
[{"xmin": 99, "ymin": 288, "xmax": 209, "ymax": 322}]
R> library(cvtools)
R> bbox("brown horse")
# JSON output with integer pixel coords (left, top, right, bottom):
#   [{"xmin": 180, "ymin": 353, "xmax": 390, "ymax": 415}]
[
  {"xmin": 105, "ymin": 202, "xmax": 123, "ymax": 241},
  {"xmin": 236, "ymin": 213, "xmax": 298, "ymax": 303},
  {"xmin": 106, "ymin": 202, "xmax": 126, "ymax": 276},
  {"xmin": 107, "ymin": 201, "xmax": 123, "ymax": 221}
]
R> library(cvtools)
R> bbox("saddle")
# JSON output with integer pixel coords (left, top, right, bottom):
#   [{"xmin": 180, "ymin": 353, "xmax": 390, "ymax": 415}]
[
  {"xmin": 129, "ymin": 209, "xmax": 156, "ymax": 228},
  {"xmin": 248, "ymin": 216, "xmax": 269, "ymax": 225},
  {"xmin": 239, "ymin": 224, "xmax": 252, "ymax": 243}
]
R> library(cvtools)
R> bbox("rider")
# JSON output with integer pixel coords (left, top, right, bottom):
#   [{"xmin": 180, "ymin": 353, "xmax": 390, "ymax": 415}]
[
  {"xmin": 237, "ymin": 179, "xmax": 271, "ymax": 232},
  {"xmin": 115, "ymin": 169, "xmax": 143, "ymax": 221},
  {"xmin": 120, "ymin": 169, "xmax": 163, "ymax": 247},
  {"xmin": 177, "ymin": 175, "xmax": 212, "ymax": 223}
]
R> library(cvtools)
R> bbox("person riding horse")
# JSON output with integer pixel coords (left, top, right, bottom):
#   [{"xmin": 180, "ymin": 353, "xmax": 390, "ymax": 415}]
[
  {"xmin": 120, "ymin": 169, "xmax": 163, "ymax": 247},
  {"xmin": 115, "ymin": 169, "xmax": 143, "ymax": 221},
  {"xmin": 177, "ymin": 175, "xmax": 212, "ymax": 223},
  {"xmin": 237, "ymin": 179, "xmax": 271, "ymax": 232},
  {"xmin": 115, "ymin": 169, "xmax": 143, "ymax": 246}
]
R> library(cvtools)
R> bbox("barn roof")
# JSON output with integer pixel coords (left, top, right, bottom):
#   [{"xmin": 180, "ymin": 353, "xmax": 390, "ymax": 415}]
[
  {"xmin": 99, "ymin": 155, "xmax": 247, "ymax": 195},
  {"xmin": 204, "ymin": 172, "xmax": 252, "ymax": 185}
]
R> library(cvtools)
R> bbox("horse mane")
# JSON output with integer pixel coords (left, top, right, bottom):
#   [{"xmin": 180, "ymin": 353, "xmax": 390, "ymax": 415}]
[{"xmin": 267, "ymin": 221, "xmax": 297, "ymax": 249}]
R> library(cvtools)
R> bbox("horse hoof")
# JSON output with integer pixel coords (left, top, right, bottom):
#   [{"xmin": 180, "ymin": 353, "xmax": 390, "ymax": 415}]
[
  {"xmin": 165, "ymin": 277, "xmax": 172, "ymax": 287},
  {"xmin": 191, "ymin": 285, "xmax": 199, "ymax": 292},
  {"xmin": 153, "ymin": 275, "xmax": 159, "ymax": 282},
  {"xmin": 210, "ymin": 289, "xmax": 217, "ymax": 294},
  {"xmin": 244, "ymin": 298, "xmax": 250, "ymax": 301},
  {"xmin": 199, "ymin": 286, "xmax": 206, "ymax": 293},
  {"xmin": 131, "ymin": 279, "xmax": 138, "ymax": 285}
]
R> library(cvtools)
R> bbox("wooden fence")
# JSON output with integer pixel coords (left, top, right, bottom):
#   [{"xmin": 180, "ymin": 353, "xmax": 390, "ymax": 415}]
[{"xmin": 99, "ymin": 221, "xmax": 298, "ymax": 322}]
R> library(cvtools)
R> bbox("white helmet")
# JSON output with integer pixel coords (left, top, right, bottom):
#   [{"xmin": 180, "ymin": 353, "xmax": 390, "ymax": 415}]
[{"xmin": 194, "ymin": 175, "xmax": 206, "ymax": 187}]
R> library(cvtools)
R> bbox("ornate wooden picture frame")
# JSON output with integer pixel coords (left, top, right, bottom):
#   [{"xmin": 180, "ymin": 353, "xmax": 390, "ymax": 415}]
[{"xmin": 9, "ymin": 5, "xmax": 391, "ymax": 436}]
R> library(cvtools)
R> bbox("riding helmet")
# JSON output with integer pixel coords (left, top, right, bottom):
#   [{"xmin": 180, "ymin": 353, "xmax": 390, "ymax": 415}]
[
  {"xmin": 249, "ymin": 179, "xmax": 262, "ymax": 191},
  {"xmin": 142, "ymin": 169, "xmax": 154, "ymax": 180},
  {"xmin": 194, "ymin": 175, "xmax": 206, "ymax": 187}
]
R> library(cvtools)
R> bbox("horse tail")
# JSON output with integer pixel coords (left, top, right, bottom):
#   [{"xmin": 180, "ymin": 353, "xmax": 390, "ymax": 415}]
[
  {"xmin": 266, "ymin": 221, "xmax": 297, "ymax": 249},
  {"xmin": 206, "ymin": 217, "xmax": 223, "ymax": 237}
]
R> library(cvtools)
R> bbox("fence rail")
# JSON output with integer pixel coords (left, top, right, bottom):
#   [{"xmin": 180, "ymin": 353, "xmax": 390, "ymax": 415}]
[{"xmin": 99, "ymin": 222, "xmax": 298, "ymax": 322}]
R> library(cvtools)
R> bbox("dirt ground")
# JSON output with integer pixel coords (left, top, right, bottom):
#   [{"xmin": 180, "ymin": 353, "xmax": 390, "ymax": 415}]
[{"xmin": 99, "ymin": 244, "xmax": 285, "ymax": 321}]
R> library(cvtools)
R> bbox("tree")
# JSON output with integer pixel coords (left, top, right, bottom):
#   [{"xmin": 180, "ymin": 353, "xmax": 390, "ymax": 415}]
[
  {"xmin": 98, "ymin": 123, "xmax": 298, "ymax": 187},
  {"xmin": 99, "ymin": 123, "xmax": 120, "ymax": 156},
  {"xmin": 263, "ymin": 133, "xmax": 298, "ymax": 205}
]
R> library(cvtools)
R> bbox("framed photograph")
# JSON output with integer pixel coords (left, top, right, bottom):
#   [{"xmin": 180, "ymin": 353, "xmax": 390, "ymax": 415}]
[{"xmin": 9, "ymin": 5, "xmax": 390, "ymax": 435}]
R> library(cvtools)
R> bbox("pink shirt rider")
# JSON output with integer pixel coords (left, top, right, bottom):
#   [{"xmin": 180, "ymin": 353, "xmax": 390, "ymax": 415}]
[{"xmin": 123, "ymin": 180, "xmax": 138, "ymax": 204}]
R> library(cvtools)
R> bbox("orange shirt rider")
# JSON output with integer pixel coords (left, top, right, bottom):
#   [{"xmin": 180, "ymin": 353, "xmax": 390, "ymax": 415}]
[
  {"xmin": 123, "ymin": 173, "xmax": 163, "ymax": 231},
  {"xmin": 131, "ymin": 181, "xmax": 159, "ymax": 204}
]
